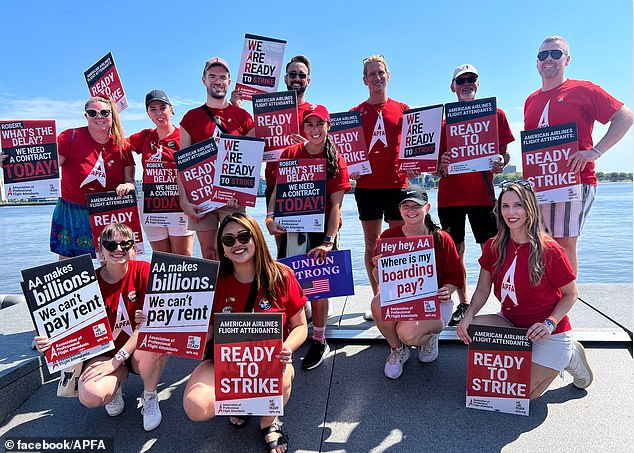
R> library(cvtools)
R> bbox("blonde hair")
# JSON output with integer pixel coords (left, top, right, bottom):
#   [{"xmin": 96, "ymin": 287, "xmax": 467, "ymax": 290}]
[
  {"xmin": 541, "ymin": 36, "xmax": 569, "ymax": 54},
  {"xmin": 85, "ymin": 96, "xmax": 126, "ymax": 150},
  {"xmin": 363, "ymin": 55, "xmax": 389, "ymax": 77}
]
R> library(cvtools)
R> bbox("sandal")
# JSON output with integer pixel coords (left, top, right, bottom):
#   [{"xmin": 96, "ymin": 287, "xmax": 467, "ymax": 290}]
[
  {"xmin": 229, "ymin": 415, "xmax": 250, "ymax": 429},
  {"xmin": 261, "ymin": 422, "xmax": 289, "ymax": 452}
]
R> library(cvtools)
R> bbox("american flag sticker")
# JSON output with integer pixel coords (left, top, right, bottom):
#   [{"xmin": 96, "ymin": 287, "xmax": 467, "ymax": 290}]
[{"xmin": 302, "ymin": 279, "xmax": 330, "ymax": 296}]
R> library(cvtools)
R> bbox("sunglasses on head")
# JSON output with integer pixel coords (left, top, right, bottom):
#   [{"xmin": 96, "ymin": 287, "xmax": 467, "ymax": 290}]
[
  {"xmin": 455, "ymin": 75, "xmax": 477, "ymax": 85},
  {"xmin": 102, "ymin": 239, "xmax": 135, "ymax": 252},
  {"xmin": 537, "ymin": 49, "xmax": 566, "ymax": 61},
  {"xmin": 86, "ymin": 109, "xmax": 112, "ymax": 118},
  {"xmin": 287, "ymin": 71, "xmax": 308, "ymax": 80},
  {"xmin": 499, "ymin": 179, "xmax": 534, "ymax": 190},
  {"xmin": 220, "ymin": 231, "xmax": 252, "ymax": 247}
]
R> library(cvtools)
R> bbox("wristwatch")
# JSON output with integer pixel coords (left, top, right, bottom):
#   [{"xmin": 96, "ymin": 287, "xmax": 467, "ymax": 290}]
[{"xmin": 323, "ymin": 235, "xmax": 334, "ymax": 245}]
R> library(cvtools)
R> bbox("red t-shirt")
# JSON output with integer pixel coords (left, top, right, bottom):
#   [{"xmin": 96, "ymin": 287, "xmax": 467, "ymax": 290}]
[
  {"xmin": 97, "ymin": 260, "xmax": 150, "ymax": 355},
  {"xmin": 180, "ymin": 104, "xmax": 255, "ymax": 144},
  {"xmin": 128, "ymin": 127, "xmax": 180, "ymax": 165},
  {"xmin": 350, "ymin": 98, "xmax": 409, "ymax": 189},
  {"xmin": 212, "ymin": 268, "xmax": 307, "ymax": 339},
  {"xmin": 377, "ymin": 226, "xmax": 465, "ymax": 289},
  {"xmin": 437, "ymin": 108, "xmax": 515, "ymax": 207},
  {"xmin": 57, "ymin": 127, "xmax": 135, "ymax": 205},
  {"xmin": 279, "ymin": 142, "xmax": 352, "ymax": 223},
  {"xmin": 524, "ymin": 79, "xmax": 623, "ymax": 186},
  {"xmin": 265, "ymin": 101, "xmax": 314, "ymax": 188},
  {"xmin": 479, "ymin": 237, "xmax": 575, "ymax": 334}
]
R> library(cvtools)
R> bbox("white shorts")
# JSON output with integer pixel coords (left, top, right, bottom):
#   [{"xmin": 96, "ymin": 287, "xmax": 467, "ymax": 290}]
[
  {"xmin": 188, "ymin": 206, "xmax": 245, "ymax": 232},
  {"xmin": 540, "ymin": 184, "xmax": 596, "ymax": 238},
  {"xmin": 143, "ymin": 223, "xmax": 194, "ymax": 242}
]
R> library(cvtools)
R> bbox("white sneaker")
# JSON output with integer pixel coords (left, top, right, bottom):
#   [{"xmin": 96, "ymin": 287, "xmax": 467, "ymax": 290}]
[
  {"xmin": 418, "ymin": 333, "xmax": 439, "ymax": 363},
  {"xmin": 105, "ymin": 385, "xmax": 124, "ymax": 417},
  {"xmin": 140, "ymin": 390, "xmax": 162, "ymax": 431},
  {"xmin": 384, "ymin": 345, "xmax": 410, "ymax": 379},
  {"xmin": 565, "ymin": 340, "xmax": 593, "ymax": 389}
]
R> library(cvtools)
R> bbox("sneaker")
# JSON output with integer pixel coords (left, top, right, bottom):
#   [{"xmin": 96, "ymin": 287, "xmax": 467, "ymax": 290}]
[
  {"xmin": 565, "ymin": 340, "xmax": 593, "ymax": 389},
  {"xmin": 448, "ymin": 303, "xmax": 469, "ymax": 327},
  {"xmin": 363, "ymin": 310, "xmax": 374, "ymax": 322},
  {"xmin": 140, "ymin": 390, "xmax": 162, "ymax": 431},
  {"xmin": 384, "ymin": 345, "xmax": 411, "ymax": 379},
  {"xmin": 301, "ymin": 339, "xmax": 330, "ymax": 370},
  {"xmin": 105, "ymin": 385, "xmax": 124, "ymax": 417},
  {"xmin": 418, "ymin": 333, "xmax": 439, "ymax": 363}
]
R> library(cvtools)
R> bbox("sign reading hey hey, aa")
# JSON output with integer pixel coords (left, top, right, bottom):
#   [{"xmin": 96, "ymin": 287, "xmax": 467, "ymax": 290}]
[
  {"xmin": 445, "ymin": 97, "xmax": 499, "ymax": 174},
  {"xmin": 329, "ymin": 112, "xmax": 372, "ymax": 176},
  {"xmin": 235, "ymin": 34, "xmax": 287, "ymax": 101},
  {"xmin": 213, "ymin": 134, "xmax": 264, "ymax": 208},
  {"xmin": 521, "ymin": 123, "xmax": 582, "ymax": 203},
  {"xmin": 86, "ymin": 191, "xmax": 145, "ymax": 255},
  {"xmin": 279, "ymin": 250, "xmax": 355, "ymax": 301},
  {"xmin": 399, "ymin": 105, "xmax": 443, "ymax": 173},
  {"xmin": 376, "ymin": 236, "xmax": 440, "ymax": 321},
  {"xmin": 274, "ymin": 158, "xmax": 326, "ymax": 232},
  {"xmin": 21, "ymin": 255, "xmax": 114, "ymax": 373},
  {"xmin": 84, "ymin": 52, "xmax": 128, "ymax": 112},
  {"xmin": 137, "ymin": 252, "xmax": 219, "ymax": 360},
  {"xmin": 214, "ymin": 313, "xmax": 284, "ymax": 416},
  {"xmin": 143, "ymin": 157, "xmax": 187, "ymax": 228},
  {"xmin": 466, "ymin": 324, "xmax": 532, "ymax": 416},
  {"xmin": 175, "ymin": 137, "xmax": 223, "ymax": 214},
  {"xmin": 1, "ymin": 120, "xmax": 59, "ymax": 200},
  {"xmin": 253, "ymin": 91, "xmax": 298, "ymax": 162}
]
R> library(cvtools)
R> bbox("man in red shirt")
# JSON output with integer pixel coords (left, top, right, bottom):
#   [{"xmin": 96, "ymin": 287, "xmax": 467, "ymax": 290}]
[
  {"xmin": 177, "ymin": 57, "xmax": 255, "ymax": 260},
  {"xmin": 524, "ymin": 36, "xmax": 633, "ymax": 273}
]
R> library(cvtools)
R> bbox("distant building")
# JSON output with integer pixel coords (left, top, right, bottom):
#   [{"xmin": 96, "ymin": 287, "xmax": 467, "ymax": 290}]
[{"xmin": 503, "ymin": 165, "xmax": 517, "ymax": 174}]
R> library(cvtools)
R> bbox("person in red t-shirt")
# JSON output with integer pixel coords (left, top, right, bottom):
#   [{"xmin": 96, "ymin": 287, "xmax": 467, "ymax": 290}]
[
  {"xmin": 128, "ymin": 90, "xmax": 194, "ymax": 256},
  {"xmin": 457, "ymin": 181, "xmax": 593, "ymax": 398},
  {"xmin": 350, "ymin": 55, "xmax": 419, "ymax": 318},
  {"xmin": 183, "ymin": 213, "xmax": 307, "ymax": 453},
  {"xmin": 436, "ymin": 64, "xmax": 515, "ymax": 326},
  {"xmin": 369, "ymin": 185, "xmax": 464, "ymax": 379},
  {"xmin": 524, "ymin": 36, "xmax": 633, "ymax": 274},
  {"xmin": 34, "ymin": 224, "xmax": 167, "ymax": 431},
  {"xmin": 266, "ymin": 105, "xmax": 351, "ymax": 371},
  {"xmin": 177, "ymin": 57, "xmax": 255, "ymax": 261}
]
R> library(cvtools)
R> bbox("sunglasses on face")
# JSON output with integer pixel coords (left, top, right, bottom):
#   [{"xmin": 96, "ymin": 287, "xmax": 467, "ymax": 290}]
[
  {"xmin": 537, "ymin": 49, "xmax": 566, "ymax": 61},
  {"xmin": 220, "ymin": 231, "xmax": 252, "ymax": 247},
  {"xmin": 499, "ymin": 179, "xmax": 534, "ymax": 190},
  {"xmin": 287, "ymin": 71, "xmax": 308, "ymax": 80},
  {"xmin": 455, "ymin": 75, "xmax": 477, "ymax": 85},
  {"xmin": 102, "ymin": 239, "xmax": 135, "ymax": 252},
  {"xmin": 86, "ymin": 109, "xmax": 112, "ymax": 118}
]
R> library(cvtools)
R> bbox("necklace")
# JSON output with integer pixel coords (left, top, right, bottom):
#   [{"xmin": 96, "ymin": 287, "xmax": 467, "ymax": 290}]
[{"xmin": 511, "ymin": 240, "xmax": 526, "ymax": 255}]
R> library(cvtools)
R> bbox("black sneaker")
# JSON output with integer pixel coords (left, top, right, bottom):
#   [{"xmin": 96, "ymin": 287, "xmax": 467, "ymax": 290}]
[
  {"xmin": 301, "ymin": 339, "xmax": 330, "ymax": 370},
  {"xmin": 448, "ymin": 303, "xmax": 469, "ymax": 327}
]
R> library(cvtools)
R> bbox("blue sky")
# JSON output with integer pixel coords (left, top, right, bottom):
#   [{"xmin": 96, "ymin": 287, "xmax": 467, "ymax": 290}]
[{"xmin": 1, "ymin": 0, "xmax": 631, "ymax": 180}]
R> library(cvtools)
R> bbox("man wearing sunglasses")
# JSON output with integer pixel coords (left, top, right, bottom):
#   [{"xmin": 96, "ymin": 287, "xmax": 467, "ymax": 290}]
[
  {"xmin": 178, "ymin": 56, "xmax": 256, "ymax": 261},
  {"xmin": 437, "ymin": 64, "xmax": 515, "ymax": 326},
  {"xmin": 524, "ymin": 36, "xmax": 633, "ymax": 273}
]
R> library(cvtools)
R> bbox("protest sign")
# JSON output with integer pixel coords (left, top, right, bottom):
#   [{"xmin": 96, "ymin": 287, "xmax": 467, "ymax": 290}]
[
  {"xmin": 174, "ymin": 137, "xmax": 223, "ymax": 214},
  {"xmin": 274, "ymin": 158, "xmax": 326, "ymax": 232},
  {"xmin": 253, "ymin": 91, "xmax": 298, "ymax": 162},
  {"xmin": 398, "ymin": 105, "xmax": 443, "ymax": 173},
  {"xmin": 21, "ymin": 255, "xmax": 114, "ymax": 373},
  {"xmin": 279, "ymin": 250, "xmax": 354, "ymax": 301},
  {"xmin": 212, "ymin": 134, "xmax": 264, "ymax": 207},
  {"xmin": 521, "ymin": 123, "xmax": 582, "ymax": 203},
  {"xmin": 466, "ymin": 324, "xmax": 532, "ymax": 416},
  {"xmin": 445, "ymin": 97, "xmax": 499, "ymax": 174},
  {"xmin": 214, "ymin": 313, "xmax": 284, "ymax": 416},
  {"xmin": 84, "ymin": 52, "xmax": 128, "ymax": 112},
  {"xmin": 137, "ymin": 252, "xmax": 219, "ymax": 360},
  {"xmin": 142, "ymin": 159, "xmax": 187, "ymax": 227},
  {"xmin": 329, "ymin": 111, "xmax": 371, "ymax": 176},
  {"xmin": 376, "ymin": 236, "xmax": 440, "ymax": 321},
  {"xmin": 1, "ymin": 120, "xmax": 59, "ymax": 200},
  {"xmin": 235, "ymin": 34, "xmax": 287, "ymax": 101},
  {"xmin": 86, "ymin": 191, "xmax": 144, "ymax": 255}
]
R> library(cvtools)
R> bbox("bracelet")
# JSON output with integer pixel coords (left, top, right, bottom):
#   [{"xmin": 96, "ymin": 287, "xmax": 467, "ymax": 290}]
[
  {"xmin": 266, "ymin": 211, "xmax": 275, "ymax": 218},
  {"xmin": 543, "ymin": 319, "xmax": 556, "ymax": 333},
  {"xmin": 118, "ymin": 349, "xmax": 129, "ymax": 360},
  {"xmin": 546, "ymin": 315, "xmax": 559, "ymax": 326},
  {"xmin": 439, "ymin": 168, "xmax": 448, "ymax": 178},
  {"xmin": 590, "ymin": 147, "xmax": 602, "ymax": 157},
  {"xmin": 265, "ymin": 217, "xmax": 275, "ymax": 225},
  {"xmin": 114, "ymin": 352, "xmax": 125, "ymax": 362}
]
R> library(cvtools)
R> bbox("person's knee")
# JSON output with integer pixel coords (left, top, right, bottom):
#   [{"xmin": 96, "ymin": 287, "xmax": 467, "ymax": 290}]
[
  {"xmin": 183, "ymin": 393, "xmax": 215, "ymax": 422},
  {"xmin": 79, "ymin": 388, "xmax": 106, "ymax": 409}
]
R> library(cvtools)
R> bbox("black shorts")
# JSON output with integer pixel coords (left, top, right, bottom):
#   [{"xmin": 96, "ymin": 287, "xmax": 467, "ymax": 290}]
[
  {"xmin": 277, "ymin": 231, "xmax": 340, "ymax": 259},
  {"xmin": 438, "ymin": 205, "xmax": 497, "ymax": 244},
  {"xmin": 354, "ymin": 188, "xmax": 403, "ymax": 222}
]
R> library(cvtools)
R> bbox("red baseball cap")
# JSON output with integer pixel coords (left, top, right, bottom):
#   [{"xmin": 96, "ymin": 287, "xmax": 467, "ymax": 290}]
[{"xmin": 303, "ymin": 104, "xmax": 330, "ymax": 123}]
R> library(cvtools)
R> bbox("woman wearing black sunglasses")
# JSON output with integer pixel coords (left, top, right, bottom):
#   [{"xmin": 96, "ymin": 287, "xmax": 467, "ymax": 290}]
[
  {"xmin": 183, "ymin": 212, "xmax": 307, "ymax": 453},
  {"xmin": 34, "ymin": 223, "xmax": 166, "ymax": 431},
  {"xmin": 49, "ymin": 96, "xmax": 136, "ymax": 259},
  {"xmin": 457, "ymin": 181, "xmax": 593, "ymax": 399}
]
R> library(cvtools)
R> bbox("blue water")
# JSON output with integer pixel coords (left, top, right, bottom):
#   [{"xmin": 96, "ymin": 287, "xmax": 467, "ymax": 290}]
[{"xmin": 1, "ymin": 183, "xmax": 631, "ymax": 295}]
